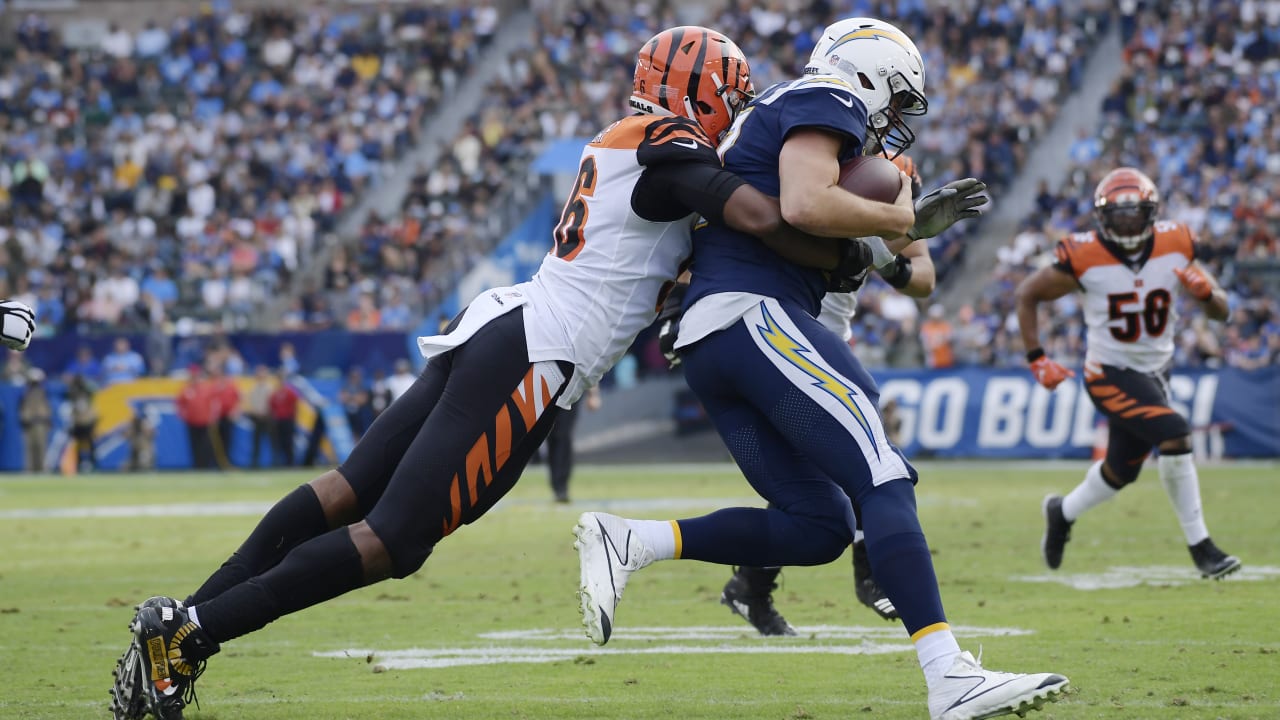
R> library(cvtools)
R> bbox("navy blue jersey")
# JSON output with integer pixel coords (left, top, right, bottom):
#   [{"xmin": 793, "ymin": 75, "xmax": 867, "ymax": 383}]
[{"xmin": 684, "ymin": 75, "xmax": 869, "ymax": 317}]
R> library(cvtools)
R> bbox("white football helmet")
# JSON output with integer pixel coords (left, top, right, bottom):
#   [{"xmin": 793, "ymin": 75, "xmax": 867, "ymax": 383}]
[{"xmin": 805, "ymin": 17, "xmax": 927, "ymax": 157}]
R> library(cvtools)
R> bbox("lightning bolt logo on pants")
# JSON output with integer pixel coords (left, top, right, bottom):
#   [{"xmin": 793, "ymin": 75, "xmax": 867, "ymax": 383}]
[{"xmin": 755, "ymin": 302, "xmax": 879, "ymax": 458}]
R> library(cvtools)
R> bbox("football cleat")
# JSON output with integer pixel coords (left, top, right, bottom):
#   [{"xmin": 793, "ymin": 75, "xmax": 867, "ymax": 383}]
[
  {"xmin": 852, "ymin": 540, "xmax": 899, "ymax": 621},
  {"xmin": 110, "ymin": 597, "xmax": 184, "ymax": 720},
  {"xmin": 133, "ymin": 598, "xmax": 220, "ymax": 720},
  {"xmin": 930, "ymin": 651, "xmax": 1068, "ymax": 720},
  {"xmin": 108, "ymin": 641, "xmax": 146, "ymax": 720},
  {"xmin": 1041, "ymin": 494, "xmax": 1073, "ymax": 570},
  {"xmin": 721, "ymin": 567, "xmax": 797, "ymax": 637},
  {"xmin": 1189, "ymin": 538, "xmax": 1241, "ymax": 580},
  {"xmin": 573, "ymin": 512, "xmax": 655, "ymax": 645}
]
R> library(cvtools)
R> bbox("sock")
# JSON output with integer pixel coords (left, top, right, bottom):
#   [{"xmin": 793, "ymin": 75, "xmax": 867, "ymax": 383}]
[
  {"xmin": 186, "ymin": 484, "xmax": 330, "ymax": 606},
  {"xmin": 917, "ymin": 626, "xmax": 962, "ymax": 689},
  {"xmin": 1158, "ymin": 452, "xmax": 1209, "ymax": 545},
  {"xmin": 1061, "ymin": 460, "xmax": 1118, "ymax": 522},
  {"xmin": 860, "ymin": 480, "xmax": 946, "ymax": 636},
  {"xmin": 625, "ymin": 519, "xmax": 677, "ymax": 560},
  {"xmin": 194, "ymin": 526, "xmax": 366, "ymax": 643}
]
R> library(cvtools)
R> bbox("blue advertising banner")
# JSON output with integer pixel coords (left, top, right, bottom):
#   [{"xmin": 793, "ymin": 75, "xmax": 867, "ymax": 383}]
[{"xmin": 870, "ymin": 366, "xmax": 1279, "ymax": 459}]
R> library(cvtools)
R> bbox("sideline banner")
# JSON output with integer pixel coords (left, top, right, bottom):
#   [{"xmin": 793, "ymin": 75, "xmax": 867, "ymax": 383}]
[{"xmin": 871, "ymin": 366, "xmax": 1279, "ymax": 459}]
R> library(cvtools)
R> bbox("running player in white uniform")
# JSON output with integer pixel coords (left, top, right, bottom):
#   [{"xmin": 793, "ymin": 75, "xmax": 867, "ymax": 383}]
[
  {"xmin": 108, "ymin": 26, "xmax": 879, "ymax": 720},
  {"xmin": 1015, "ymin": 166, "xmax": 1240, "ymax": 579}
]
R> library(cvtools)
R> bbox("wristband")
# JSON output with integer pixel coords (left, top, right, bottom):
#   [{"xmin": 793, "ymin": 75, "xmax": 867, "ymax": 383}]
[
  {"xmin": 883, "ymin": 254, "xmax": 913, "ymax": 289},
  {"xmin": 1025, "ymin": 348, "xmax": 1046, "ymax": 363}
]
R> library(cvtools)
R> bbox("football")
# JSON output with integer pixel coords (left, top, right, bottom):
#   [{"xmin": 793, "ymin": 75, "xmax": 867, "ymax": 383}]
[{"xmin": 838, "ymin": 155, "xmax": 903, "ymax": 203}]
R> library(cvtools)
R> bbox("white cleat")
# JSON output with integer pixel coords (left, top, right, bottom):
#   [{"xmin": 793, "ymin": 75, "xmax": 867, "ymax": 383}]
[
  {"xmin": 572, "ymin": 512, "xmax": 655, "ymax": 645},
  {"xmin": 930, "ymin": 651, "xmax": 1068, "ymax": 720}
]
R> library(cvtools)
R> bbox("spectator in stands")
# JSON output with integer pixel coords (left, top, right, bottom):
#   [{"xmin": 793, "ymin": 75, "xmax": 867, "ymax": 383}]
[
  {"xmin": 177, "ymin": 366, "xmax": 216, "ymax": 470},
  {"xmin": 102, "ymin": 338, "xmax": 146, "ymax": 385},
  {"xmin": 246, "ymin": 365, "xmax": 273, "ymax": 469},
  {"xmin": 369, "ymin": 368, "xmax": 393, "ymax": 420},
  {"xmin": 346, "ymin": 292, "xmax": 382, "ymax": 331},
  {"xmin": 278, "ymin": 342, "xmax": 301, "ymax": 377},
  {"xmin": 269, "ymin": 369, "xmax": 299, "ymax": 467},
  {"xmin": 920, "ymin": 305, "xmax": 956, "ymax": 370},
  {"xmin": 68, "ymin": 374, "xmax": 98, "ymax": 472},
  {"xmin": 18, "ymin": 368, "xmax": 52, "ymax": 473},
  {"xmin": 64, "ymin": 346, "xmax": 102, "ymax": 386},
  {"xmin": 386, "ymin": 358, "xmax": 415, "ymax": 401}
]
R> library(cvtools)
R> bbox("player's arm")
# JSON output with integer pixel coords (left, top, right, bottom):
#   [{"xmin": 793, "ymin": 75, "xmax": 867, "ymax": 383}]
[
  {"xmin": 1174, "ymin": 261, "xmax": 1229, "ymax": 322},
  {"xmin": 778, "ymin": 129, "xmax": 915, "ymax": 245},
  {"xmin": 653, "ymin": 161, "xmax": 860, "ymax": 272},
  {"xmin": 1014, "ymin": 264, "xmax": 1079, "ymax": 389},
  {"xmin": 878, "ymin": 239, "xmax": 935, "ymax": 297}
]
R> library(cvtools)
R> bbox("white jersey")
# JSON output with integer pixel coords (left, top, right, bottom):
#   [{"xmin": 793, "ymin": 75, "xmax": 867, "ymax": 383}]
[
  {"xmin": 1054, "ymin": 221, "xmax": 1195, "ymax": 373},
  {"xmin": 818, "ymin": 291, "xmax": 859, "ymax": 341},
  {"xmin": 422, "ymin": 114, "xmax": 722, "ymax": 409}
]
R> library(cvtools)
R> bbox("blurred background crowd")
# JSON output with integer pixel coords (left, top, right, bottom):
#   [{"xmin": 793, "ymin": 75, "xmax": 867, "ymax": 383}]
[{"xmin": 2, "ymin": 0, "xmax": 1277, "ymax": 471}]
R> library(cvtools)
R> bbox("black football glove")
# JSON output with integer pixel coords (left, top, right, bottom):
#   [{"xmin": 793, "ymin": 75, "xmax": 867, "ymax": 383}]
[
  {"xmin": 908, "ymin": 178, "xmax": 988, "ymax": 240},
  {"xmin": 826, "ymin": 239, "xmax": 874, "ymax": 293},
  {"xmin": 656, "ymin": 281, "xmax": 689, "ymax": 367},
  {"xmin": 1, "ymin": 299, "xmax": 37, "ymax": 351}
]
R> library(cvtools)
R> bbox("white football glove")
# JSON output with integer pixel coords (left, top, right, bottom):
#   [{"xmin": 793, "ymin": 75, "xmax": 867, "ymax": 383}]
[
  {"xmin": 1, "ymin": 300, "xmax": 37, "ymax": 351},
  {"xmin": 908, "ymin": 178, "xmax": 988, "ymax": 240}
]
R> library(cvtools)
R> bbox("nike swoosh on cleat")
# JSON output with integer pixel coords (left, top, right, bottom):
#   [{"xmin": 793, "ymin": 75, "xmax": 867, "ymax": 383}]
[
  {"xmin": 830, "ymin": 93, "xmax": 854, "ymax": 107},
  {"xmin": 942, "ymin": 674, "xmax": 1020, "ymax": 711}
]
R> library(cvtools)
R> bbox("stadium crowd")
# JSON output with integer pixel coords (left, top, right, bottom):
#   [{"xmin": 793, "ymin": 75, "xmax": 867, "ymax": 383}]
[
  {"xmin": 4, "ymin": 0, "xmax": 1276, "ymax": 378},
  {"xmin": 0, "ymin": 2, "xmax": 490, "ymax": 338},
  {"xmin": 848, "ymin": 0, "xmax": 1280, "ymax": 372}
]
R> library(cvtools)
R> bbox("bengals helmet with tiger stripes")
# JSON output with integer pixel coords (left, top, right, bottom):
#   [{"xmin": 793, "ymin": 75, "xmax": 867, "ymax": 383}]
[
  {"xmin": 630, "ymin": 26, "xmax": 754, "ymax": 143},
  {"xmin": 1093, "ymin": 167, "xmax": 1160, "ymax": 252}
]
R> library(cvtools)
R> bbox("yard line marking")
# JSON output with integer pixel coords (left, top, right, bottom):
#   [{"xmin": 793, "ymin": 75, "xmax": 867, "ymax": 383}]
[
  {"xmin": 315, "ymin": 624, "xmax": 1035, "ymax": 669},
  {"xmin": 1012, "ymin": 564, "xmax": 1280, "ymax": 590}
]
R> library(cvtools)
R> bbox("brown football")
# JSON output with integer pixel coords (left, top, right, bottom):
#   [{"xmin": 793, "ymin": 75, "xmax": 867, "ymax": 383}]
[{"xmin": 838, "ymin": 155, "xmax": 902, "ymax": 204}]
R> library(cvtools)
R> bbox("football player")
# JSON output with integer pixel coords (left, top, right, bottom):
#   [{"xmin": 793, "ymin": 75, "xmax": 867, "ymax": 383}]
[
  {"xmin": 1, "ymin": 299, "xmax": 37, "ymax": 351},
  {"xmin": 1015, "ymin": 167, "xmax": 1240, "ymax": 578},
  {"xmin": 575, "ymin": 18, "xmax": 1067, "ymax": 720},
  {"xmin": 718, "ymin": 154, "xmax": 962, "ymax": 633},
  {"xmin": 108, "ymin": 27, "xmax": 885, "ymax": 720}
]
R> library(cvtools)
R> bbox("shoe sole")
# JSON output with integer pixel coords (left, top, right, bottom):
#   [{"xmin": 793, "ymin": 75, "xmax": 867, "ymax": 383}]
[
  {"xmin": 1041, "ymin": 495, "xmax": 1064, "ymax": 571},
  {"xmin": 948, "ymin": 677, "xmax": 1069, "ymax": 720},
  {"xmin": 109, "ymin": 640, "xmax": 147, "ymax": 720},
  {"xmin": 572, "ymin": 519, "xmax": 611, "ymax": 646},
  {"xmin": 1203, "ymin": 557, "xmax": 1242, "ymax": 580}
]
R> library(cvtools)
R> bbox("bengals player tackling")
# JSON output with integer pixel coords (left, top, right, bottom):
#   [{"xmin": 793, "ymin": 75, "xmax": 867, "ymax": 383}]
[{"xmin": 1015, "ymin": 166, "xmax": 1239, "ymax": 579}]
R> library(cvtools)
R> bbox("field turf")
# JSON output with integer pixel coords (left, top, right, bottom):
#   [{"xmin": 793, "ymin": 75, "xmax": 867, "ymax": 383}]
[{"xmin": 0, "ymin": 461, "xmax": 1276, "ymax": 719}]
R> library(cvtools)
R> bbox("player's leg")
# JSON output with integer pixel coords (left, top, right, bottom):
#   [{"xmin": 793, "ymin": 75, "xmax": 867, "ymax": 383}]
[
  {"xmin": 701, "ymin": 299, "xmax": 1065, "ymax": 718},
  {"xmin": 184, "ymin": 359, "xmax": 451, "ymax": 606},
  {"xmin": 131, "ymin": 311, "xmax": 571, "ymax": 717}
]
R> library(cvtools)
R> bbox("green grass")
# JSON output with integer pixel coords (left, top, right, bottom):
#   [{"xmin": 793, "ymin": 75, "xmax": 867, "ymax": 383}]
[{"xmin": 1, "ymin": 461, "xmax": 1277, "ymax": 719}]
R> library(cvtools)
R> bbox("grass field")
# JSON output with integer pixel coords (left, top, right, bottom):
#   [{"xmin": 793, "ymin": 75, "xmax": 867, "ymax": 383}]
[{"xmin": 1, "ymin": 461, "xmax": 1277, "ymax": 720}]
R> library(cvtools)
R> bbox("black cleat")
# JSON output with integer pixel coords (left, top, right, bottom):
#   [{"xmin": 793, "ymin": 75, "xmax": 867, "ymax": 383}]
[
  {"xmin": 133, "ymin": 598, "xmax": 220, "ymax": 720},
  {"xmin": 721, "ymin": 567, "xmax": 796, "ymax": 636},
  {"xmin": 110, "ymin": 597, "xmax": 183, "ymax": 720},
  {"xmin": 1189, "ymin": 538, "xmax": 1241, "ymax": 579},
  {"xmin": 1041, "ymin": 494, "xmax": 1073, "ymax": 570},
  {"xmin": 852, "ymin": 540, "xmax": 898, "ymax": 621}
]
